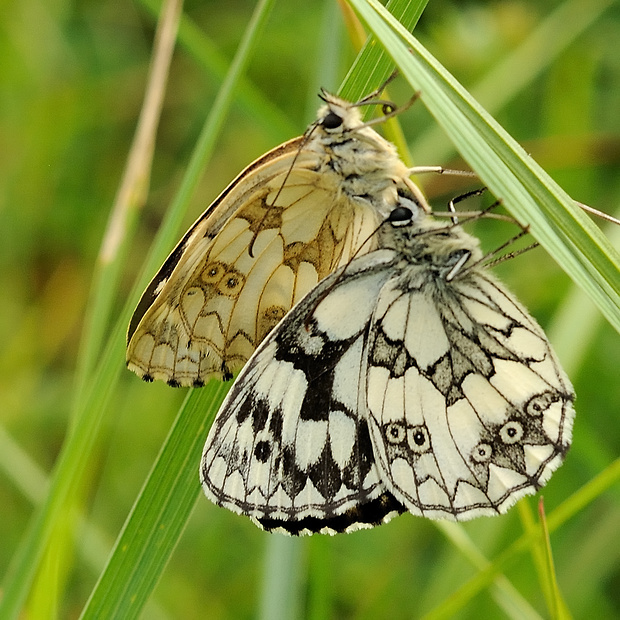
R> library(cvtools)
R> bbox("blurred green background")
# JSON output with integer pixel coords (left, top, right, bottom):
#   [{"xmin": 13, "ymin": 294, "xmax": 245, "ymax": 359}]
[{"xmin": 1, "ymin": 0, "xmax": 619, "ymax": 617}]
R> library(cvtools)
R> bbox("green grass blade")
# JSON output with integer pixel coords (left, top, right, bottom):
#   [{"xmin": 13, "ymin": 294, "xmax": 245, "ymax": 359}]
[
  {"xmin": 306, "ymin": 536, "xmax": 332, "ymax": 620},
  {"xmin": 348, "ymin": 0, "xmax": 620, "ymax": 332},
  {"xmin": 424, "ymin": 457, "xmax": 620, "ymax": 618},
  {"xmin": 0, "ymin": 0, "xmax": 276, "ymax": 616},
  {"xmin": 339, "ymin": 0, "xmax": 429, "ymax": 102},
  {"xmin": 258, "ymin": 536, "xmax": 306, "ymax": 620},
  {"xmin": 537, "ymin": 499, "xmax": 572, "ymax": 619},
  {"xmin": 518, "ymin": 499, "xmax": 554, "ymax": 615},
  {"xmin": 80, "ymin": 382, "xmax": 229, "ymax": 619}
]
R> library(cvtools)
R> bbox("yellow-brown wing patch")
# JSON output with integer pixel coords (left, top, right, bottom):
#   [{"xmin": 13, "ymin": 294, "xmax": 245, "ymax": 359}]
[{"xmin": 127, "ymin": 167, "xmax": 380, "ymax": 386}]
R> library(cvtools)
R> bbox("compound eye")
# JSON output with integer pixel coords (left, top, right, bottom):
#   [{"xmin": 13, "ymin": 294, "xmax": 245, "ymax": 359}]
[
  {"xmin": 322, "ymin": 111, "xmax": 343, "ymax": 129},
  {"xmin": 388, "ymin": 206, "xmax": 413, "ymax": 227}
]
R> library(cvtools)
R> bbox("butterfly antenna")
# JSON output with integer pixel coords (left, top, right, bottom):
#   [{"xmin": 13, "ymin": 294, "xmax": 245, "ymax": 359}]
[
  {"xmin": 353, "ymin": 71, "xmax": 399, "ymax": 105},
  {"xmin": 428, "ymin": 190, "xmax": 505, "ymax": 227},
  {"xmin": 434, "ymin": 209, "xmax": 519, "ymax": 225},
  {"xmin": 357, "ymin": 92, "xmax": 421, "ymax": 130},
  {"xmin": 430, "ymin": 192, "xmax": 535, "ymax": 277},
  {"xmin": 576, "ymin": 201, "xmax": 620, "ymax": 225},
  {"xmin": 441, "ymin": 190, "xmax": 525, "ymax": 227},
  {"xmin": 484, "ymin": 239, "xmax": 539, "ymax": 269},
  {"xmin": 443, "ymin": 190, "xmax": 552, "ymax": 273},
  {"xmin": 347, "ymin": 72, "xmax": 421, "ymax": 128},
  {"xmin": 464, "ymin": 228, "xmax": 533, "ymax": 275}
]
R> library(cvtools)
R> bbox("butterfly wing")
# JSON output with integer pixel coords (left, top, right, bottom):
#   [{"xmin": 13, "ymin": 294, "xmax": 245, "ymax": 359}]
[
  {"xmin": 126, "ymin": 141, "xmax": 385, "ymax": 386},
  {"xmin": 200, "ymin": 250, "xmax": 406, "ymax": 534},
  {"xmin": 126, "ymin": 88, "xmax": 426, "ymax": 387},
  {"xmin": 366, "ymin": 266, "xmax": 575, "ymax": 520}
]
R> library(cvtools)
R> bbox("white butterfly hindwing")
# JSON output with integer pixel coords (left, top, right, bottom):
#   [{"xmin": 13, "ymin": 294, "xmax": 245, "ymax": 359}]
[
  {"xmin": 127, "ymin": 91, "xmax": 426, "ymax": 386},
  {"xmin": 365, "ymin": 261, "xmax": 573, "ymax": 520},
  {"xmin": 200, "ymin": 206, "xmax": 575, "ymax": 534},
  {"xmin": 201, "ymin": 250, "xmax": 407, "ymax": 534}
]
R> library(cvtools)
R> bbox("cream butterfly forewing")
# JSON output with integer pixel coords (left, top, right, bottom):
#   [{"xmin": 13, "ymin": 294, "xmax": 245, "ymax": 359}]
[
  {"xmin": 200, "ymin": 202, "xmax": 574, "ymax": 534},
  {"xmin": 127, "ymin": 90, "xmax": 427, "ymax": 386}
]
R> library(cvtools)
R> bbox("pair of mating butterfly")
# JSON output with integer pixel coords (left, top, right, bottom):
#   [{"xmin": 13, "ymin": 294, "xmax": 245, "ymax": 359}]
[{"xmin": 126, "ymin": 83, "xmax": 574, "ymax": 535}]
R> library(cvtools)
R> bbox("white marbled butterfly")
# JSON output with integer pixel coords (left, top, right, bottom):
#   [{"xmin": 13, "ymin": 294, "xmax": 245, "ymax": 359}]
[{"xmin": 200, "ymin": 201, "xmax": 574, "ymax": 534}]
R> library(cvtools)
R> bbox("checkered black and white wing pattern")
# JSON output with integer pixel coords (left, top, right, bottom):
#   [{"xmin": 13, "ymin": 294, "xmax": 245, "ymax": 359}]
[
  {"xmin": 200, "ymin": 250, "xmax": 406, "ymax": 535},
  {"xmin": 201, "ymin": 207, "xmax": 575, "ymax": 533},
  {"xmin": 365, "ymin": 217, "xmax": 575, "ymax": 520}
]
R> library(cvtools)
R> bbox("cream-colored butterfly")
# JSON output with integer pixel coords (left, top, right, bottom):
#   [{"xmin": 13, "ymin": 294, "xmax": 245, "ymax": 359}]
[{"xmin": 127, "ymin": 84, "xmax": 429, "ymax": 386}]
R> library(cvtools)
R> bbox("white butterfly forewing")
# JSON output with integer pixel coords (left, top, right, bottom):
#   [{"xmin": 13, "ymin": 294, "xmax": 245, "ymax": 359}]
[
  {"xmin": 201, "ymin": 249, "xmax": 407, "ymax": 535},
  {"xmin": 200, "ymin": 207, "xmax": 575, "ymax": 534},
  {"xmin": 126, "ymin": 92, "xmax": 426, "ymax": 387}
]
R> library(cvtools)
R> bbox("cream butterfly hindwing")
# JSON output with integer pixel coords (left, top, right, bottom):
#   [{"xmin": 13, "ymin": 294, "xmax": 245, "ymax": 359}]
[
  {"xmin": 200, "ymin": 203, "xmax": 575, "ymax": 534},
  {"xmin": 127, "ymin": 89, "xmax": 426, "ymax": 386}
]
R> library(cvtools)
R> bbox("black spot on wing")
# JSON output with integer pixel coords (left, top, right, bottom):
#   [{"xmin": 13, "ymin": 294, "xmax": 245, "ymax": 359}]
[
  {"xmin": 341, "ymin": 416, "xmax": 375, "ymax": 490},
  {"xmin": 251, "ymin": 398, "xmax": 270, "ymax": 433},
  {"xmin": 254, "ymin": 441, "xmax": 271, "ymax": 463},
  {"xmin": 269, "ymin": 407, "xmax": 283, "ymax": 438},
  {"xmin": 274, "ymin": 319, "xmax": 358, "ymax": 378},
  {"xmin": 281, "ymin": 446, "xmax": 306, "ymax": 499},
  {"xmin": 307, "ymin": 444, "xmax": 343, "ymax": 498},
  {"xmin": 233, "ymin": 394, "xmax": 272, "ymax": 433},
  {"xmin": 271, "ymin": 319, "xmax": 363, "ymax": 422},
  {"xmin": 299, "ymin": 387, "xmax": 331, "ymax": 421}
]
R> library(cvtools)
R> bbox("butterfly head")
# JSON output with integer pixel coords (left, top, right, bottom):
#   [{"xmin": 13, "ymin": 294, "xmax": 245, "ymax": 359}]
[
  {"xmin": 313, "ymin": 91, "xmax": 401, "ymax": 149},
  {"xmin": 381, "ymin": 202, "xmax": 484, "ymax": 280},
  {"xmin": 315, "ymin": 92, "xmax": 365, "ymax": 137}
]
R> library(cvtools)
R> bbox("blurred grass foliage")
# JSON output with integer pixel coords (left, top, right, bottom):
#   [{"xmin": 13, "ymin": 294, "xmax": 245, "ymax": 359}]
[{"xmin": 1, "ymin": 0, "xmax": 619, "ymax": 618}]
